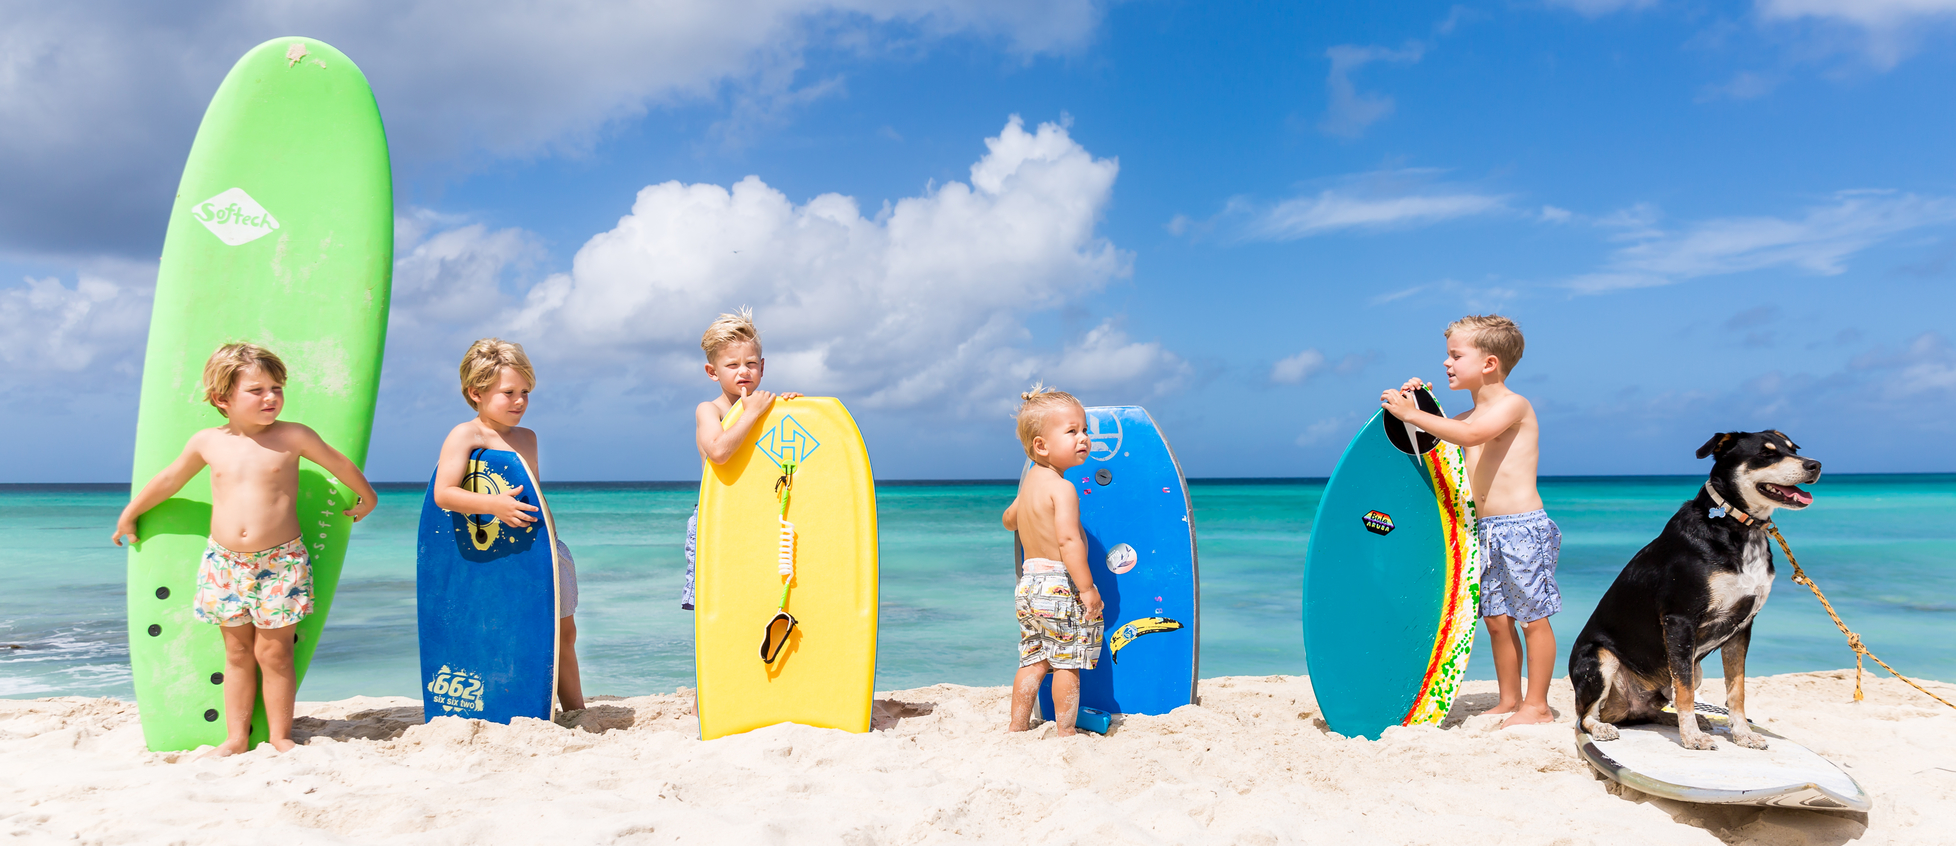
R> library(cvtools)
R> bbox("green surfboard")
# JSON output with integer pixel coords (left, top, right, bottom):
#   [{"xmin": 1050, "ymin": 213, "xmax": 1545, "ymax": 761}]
[{"xmin": 126, "ymin": 37, "xmax": 391, "ymax": 752}]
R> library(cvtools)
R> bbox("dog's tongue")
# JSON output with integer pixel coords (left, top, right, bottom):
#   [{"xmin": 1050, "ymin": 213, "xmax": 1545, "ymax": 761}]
[{"xmin": 1771, "ymin": 484, "xmax": 1814, "ymax": 505}]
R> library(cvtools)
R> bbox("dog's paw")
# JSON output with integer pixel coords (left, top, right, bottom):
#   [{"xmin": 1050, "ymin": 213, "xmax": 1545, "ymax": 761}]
[
  {"xmin": 1729, "ymin": 730, "xmax": 1769, "ymax": 750},
  {"xmin": 1586, "ymin": 722, "xmax": 1620, "ymax": 741},
  {"xmin": 1679, "ymin": 732, "xmax": 1718, "ymax": 751}
]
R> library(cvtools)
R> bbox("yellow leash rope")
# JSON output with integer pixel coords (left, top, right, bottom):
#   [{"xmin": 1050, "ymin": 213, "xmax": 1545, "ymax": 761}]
[{"xmin": 1766, "ymin": 524, "xmax": 1956, "ymax": 710}]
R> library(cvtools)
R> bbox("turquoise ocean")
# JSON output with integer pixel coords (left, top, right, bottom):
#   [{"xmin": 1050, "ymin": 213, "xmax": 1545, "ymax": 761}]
[{"xmin": 4, "ymin": 475, "xmax": 1953, "ymax": 701}]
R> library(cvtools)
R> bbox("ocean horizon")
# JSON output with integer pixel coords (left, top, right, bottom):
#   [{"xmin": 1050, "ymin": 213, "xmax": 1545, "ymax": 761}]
[{"xmin": 4, "ymin": 473, "xmax": 1952, "ymax": 702}]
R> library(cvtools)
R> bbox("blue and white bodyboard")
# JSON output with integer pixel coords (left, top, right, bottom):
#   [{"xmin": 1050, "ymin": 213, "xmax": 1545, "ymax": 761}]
[{"xmin": 416, "ymin": 448, "xmax": 559, "ymax": 724}]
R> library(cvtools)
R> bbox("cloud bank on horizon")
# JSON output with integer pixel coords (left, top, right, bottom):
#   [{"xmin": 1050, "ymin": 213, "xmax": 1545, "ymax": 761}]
[{"xmin": 5, "ymin": 0, "xmax": 1956, "ymax": 481}]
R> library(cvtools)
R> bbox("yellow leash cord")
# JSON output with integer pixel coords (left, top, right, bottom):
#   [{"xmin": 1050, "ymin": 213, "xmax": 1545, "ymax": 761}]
[{"xmin": 1766, "ymin": 524, "xmax": 1956, "ymax": 710}]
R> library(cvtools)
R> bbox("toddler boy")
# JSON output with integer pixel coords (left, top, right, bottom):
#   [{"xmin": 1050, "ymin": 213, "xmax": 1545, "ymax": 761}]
[
  {"xmin": 683, "ymin": 309, "xmax": 799, "ymax": 610},
  {"xmin": 430, "ymin": 338, "xmax": 584, "ymax": 713},
  {"xmin": 1382, "ymin": 314, "xmax": 1559, "ymax": 728},
  {"xmin": 113, "ymin": 343, "xmax": 378, "ymax": 756},
  {"xmin": 1002, "ymin": 385, "xmax": 1105, "ymax": 737}
]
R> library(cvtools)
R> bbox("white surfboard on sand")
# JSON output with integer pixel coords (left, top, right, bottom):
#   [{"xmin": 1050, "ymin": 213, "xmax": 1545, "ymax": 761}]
[{"xmin": 1577, "ymin": 702, "xmax": 1870, "ymax": 812}]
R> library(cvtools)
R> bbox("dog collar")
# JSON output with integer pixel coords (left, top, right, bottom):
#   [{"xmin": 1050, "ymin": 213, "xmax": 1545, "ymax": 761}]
[{"xmin": 1704, "ymin": 482, "xmax": 1764, "ymax": 526}]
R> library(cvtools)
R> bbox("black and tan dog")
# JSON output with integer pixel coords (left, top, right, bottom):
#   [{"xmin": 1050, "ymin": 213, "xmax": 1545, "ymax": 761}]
[{"xmin": 1570, "ymin": 430, "xmax": 1821, "ymax": 751}]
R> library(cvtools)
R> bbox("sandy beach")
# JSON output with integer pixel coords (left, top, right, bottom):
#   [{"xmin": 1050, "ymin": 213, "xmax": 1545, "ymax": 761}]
[{"xmin": 2, "ymin": 671, "xmax": 1951, "ymax": 844}]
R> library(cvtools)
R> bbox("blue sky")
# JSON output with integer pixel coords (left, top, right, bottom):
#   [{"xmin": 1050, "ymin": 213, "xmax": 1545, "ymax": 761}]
[{"xmin": 5, "ymin": 0, "xmax": 1956, "ymax": 482}]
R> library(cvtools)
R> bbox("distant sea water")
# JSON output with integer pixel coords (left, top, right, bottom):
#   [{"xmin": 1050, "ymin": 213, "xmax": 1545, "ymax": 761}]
[{"xmin": 4, "ymin": 475, "xmax": 1953, "ymax": 701}]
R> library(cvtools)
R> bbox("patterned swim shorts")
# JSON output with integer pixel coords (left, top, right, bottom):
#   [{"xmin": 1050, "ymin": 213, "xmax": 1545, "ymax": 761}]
[
  {"xmin": 554, "ymin": 537, "xmax": 579, "ymax": 619},
  {"xmin": 1016, "ymin": 570, "xmax": 1103, "ymax": 670},
  {"xmin": 1478, "ymin": 509, "xmax": 1562, "ymax": 623},
  {"xmin": 193, "ymin": 537, "xmax": 313, "ymax": 629}
]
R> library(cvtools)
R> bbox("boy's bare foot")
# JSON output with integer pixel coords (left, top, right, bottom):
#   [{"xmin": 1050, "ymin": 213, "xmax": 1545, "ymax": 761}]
[
  {"xmin": 1499, "ymin": 703, "xmax": 1555, "ymax": 728},
  {"xmin": 269, "ymin": 738, "xmax": 298, "ymax": 753},
  {"xmin": 1483, "ymin": 701, "xmax": 1522, "ymax": 717},
  {"xmin": 197, "ymin": 739, "xmax": 251, "ymax": 759}
]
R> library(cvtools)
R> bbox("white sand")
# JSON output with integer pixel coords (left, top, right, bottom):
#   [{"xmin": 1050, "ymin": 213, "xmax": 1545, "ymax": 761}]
[{"xmin": 2, "ymin": 671, "xmax": 1952, "ymax": 844}]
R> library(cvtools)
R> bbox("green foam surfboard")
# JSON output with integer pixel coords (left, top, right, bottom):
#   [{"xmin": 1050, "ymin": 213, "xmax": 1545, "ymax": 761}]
[{"xmin": 126, "ymin": 37, "xmax": 391, "ymax": 752}]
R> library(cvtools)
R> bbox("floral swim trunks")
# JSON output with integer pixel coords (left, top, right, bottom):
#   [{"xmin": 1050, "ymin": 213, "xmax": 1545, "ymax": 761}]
[
  {"xmin": 1016, "ymin": 562, "xmax": 1103, "ymax": 670},
  {"xmin": 193, "ymin": 537, "xmax": 313, "ymax": 628}
]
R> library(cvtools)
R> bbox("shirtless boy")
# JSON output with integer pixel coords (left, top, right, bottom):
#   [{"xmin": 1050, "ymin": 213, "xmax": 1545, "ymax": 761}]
[
  {"xmin": 431, "ymin": 338, "xmax": 584, "ymax": 713},
  {"xmin": 1002, "ymin": 386, "xmax": 1105, "ymax": 737},
  {"xmin": 112, "ymin": 343, "xmax": 378, "ymax": 756},
  {"xmin": 681, "ymin": 309, "xmax": 799, "ymax": 610},
  {"xmin": 1382, "ymin": 314, "xmax": 1560, "ymax": 728}
]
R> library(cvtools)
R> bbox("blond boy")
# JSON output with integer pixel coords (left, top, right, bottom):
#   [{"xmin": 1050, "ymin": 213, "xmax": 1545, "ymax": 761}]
[
  {"xmin": 1002, "ymin": 386, "xmax": 1105, "ymax": 737},
  {"xmin": 431, "ymin": 339, "xmax": 584, "ymax": 713},
  {"xmin": 682, "ymin": 309, "xmax": 800, "ymax": 610},
  {"xmin": 112, "ymin": 343, "xmax": 379, "ymax": 756},
  {"xmin": 1381, "ymin": 314, "xmax": 1559, "ymax": 728}
]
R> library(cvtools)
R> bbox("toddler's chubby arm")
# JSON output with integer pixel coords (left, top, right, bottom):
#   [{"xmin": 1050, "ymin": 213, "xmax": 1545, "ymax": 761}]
[
  {"xmin": 431, "ymin": 424, "xmax": 539, "ymax": 527},
  {"xmin": 696, "ymin": 387, "xmax": 803, "ymax": 465},
  {"xmin": 1380, "ymin": 381, "xmax": 1529, "ymax": 448},
  {"xmin": 111, "ymin": 435, "xmax": 212, "ymax": 546},
  {"xmin": 1051, "ymin": 483, "xmax": 1103, "ymax": 620},
  {"xmin": 290, "ymin": 424, "xmax": 380, "ymax": 522}
]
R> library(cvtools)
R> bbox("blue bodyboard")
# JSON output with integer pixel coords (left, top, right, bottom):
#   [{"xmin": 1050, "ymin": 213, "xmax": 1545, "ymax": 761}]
[
  {"xmin": 416, "ymin": 449, "xmax": 559, "ymax": 724},
  {"xmin": 1303, "ymin": 388, "xmax": 1477, "ymax": 739},
  {"xmin": 1031, "ymin": 406, "xmax": 1199, "ymax": 719}
]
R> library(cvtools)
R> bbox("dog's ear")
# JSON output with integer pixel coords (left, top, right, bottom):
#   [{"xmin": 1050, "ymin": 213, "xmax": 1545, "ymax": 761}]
[
  {"xmin": 1768, "ymin": 429, "xmax": 1801, "ymax": 451},
  {"xmin": 1696, "ymin": 432, "xmax": 1739, "ymax": 460}
]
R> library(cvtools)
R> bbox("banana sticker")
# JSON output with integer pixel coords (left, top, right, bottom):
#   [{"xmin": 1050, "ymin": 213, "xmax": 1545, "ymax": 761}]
[{"xmin": 1108, "ymin": 616, "xmax": 1184, "ymax": 663}]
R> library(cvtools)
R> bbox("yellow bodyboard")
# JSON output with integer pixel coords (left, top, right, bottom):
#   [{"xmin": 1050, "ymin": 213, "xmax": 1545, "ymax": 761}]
[{"xmin": 695, "ymin": 397, "xmax": 879, "ymax": 740}]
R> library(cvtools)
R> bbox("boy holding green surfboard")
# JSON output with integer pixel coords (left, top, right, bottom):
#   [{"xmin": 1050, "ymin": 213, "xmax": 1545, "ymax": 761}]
[
  {"xmin": 1381, "ymin": 315, "xmax": 1561, "ymax": 729},
  {"xmin": 113, "ymin": 343, "xmax": 379, "ymax": 756}
]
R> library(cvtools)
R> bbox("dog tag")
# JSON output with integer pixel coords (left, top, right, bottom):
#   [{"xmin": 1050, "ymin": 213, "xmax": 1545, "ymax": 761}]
[{"xmin": 1708, "ymin": 506, "xmax": 1727, "ymax": 519}]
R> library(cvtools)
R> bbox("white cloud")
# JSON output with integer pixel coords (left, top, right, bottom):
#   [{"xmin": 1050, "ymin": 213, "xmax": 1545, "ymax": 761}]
[
  {"xmin": 1569, "ymin": 191, "xmax": 1956, "ymax": 293},
  {"xmin": 1545, "ymin": 0, "xmax": 1659, "ymax": 16},
  {"xmin": 1295, "ymin": 415, "xmax": 1356, "ymax": 446},
  {"xmin": 1241, "ymin": 171, "xmax": 1507, "ymax": 241},
  {"xmin": 500, "ymin": 116, "xmax": 1176, "ymax": 415},
  {"xmin": 1271, "ymin": 350, "xmax": 1326, "ymax": 385},
  {"xmin": 0, "ymin": 0, "xmax": 1103, "ymax": 257},
  {"xmin": 1318, "ymin": 43, "xmax": 1424, "ymax": 140},
  {"xmin": 0, "ymin": 262, "xmax": 154, "ymax": 383},
  {"xmin": 1757, "ymin": 0, "xmax": 1956, "ymax": 67}
]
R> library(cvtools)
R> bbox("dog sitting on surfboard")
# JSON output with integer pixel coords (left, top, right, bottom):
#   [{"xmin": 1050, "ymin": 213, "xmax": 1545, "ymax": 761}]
[{"xmin": 1570, "ymin": 430, "xmax": 1822, "ymax": 751}]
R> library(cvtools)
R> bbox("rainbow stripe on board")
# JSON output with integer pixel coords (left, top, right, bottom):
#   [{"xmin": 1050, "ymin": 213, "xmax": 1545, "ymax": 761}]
[{"xmin": 1402, "ymin": 442, "xmax": 1482, "ymax": 726}]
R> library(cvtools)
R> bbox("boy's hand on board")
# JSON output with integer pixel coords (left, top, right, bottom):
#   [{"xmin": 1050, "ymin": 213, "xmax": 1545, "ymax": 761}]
[
  {"xmin": 1398, "ymin": 377, "xmax": 1428, "ymax": 394},
  {"xmin": 110, "ymin": 515, "xmax": 138, "ymax": 547},
  {"xmin": 490, "ymin": 485, "xmax": 540, "ymax": 527},
  {"xmin": 1380, "ymin": 387, "xmax": 1420, "ymax": 420},
  {"xmin": 344, "ymin": 492, "xmax": 378, "ymax": 522}
]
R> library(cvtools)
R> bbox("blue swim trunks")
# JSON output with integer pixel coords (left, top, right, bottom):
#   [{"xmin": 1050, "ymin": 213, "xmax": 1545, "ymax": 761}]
[
  {"xmin": 680, "ymin": 505, "xmax": 697, "ymax": 610},
  {"xmin": 1477, "ymin": 509, "xmax": 1562, "ymax": 623}
]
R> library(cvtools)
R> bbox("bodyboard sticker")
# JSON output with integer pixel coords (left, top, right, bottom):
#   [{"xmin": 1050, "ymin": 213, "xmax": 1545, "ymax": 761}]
[
  {"xmin": 189, "ymin": 187, "xmax": 281, "ymax": 246},
  {"xmin": 757, "ymin": 415, "xmax": 821, "ymax": 469},
  {"xmin": 1363, "ymin": 510, "xmax": 1395, "ymax": 535}
]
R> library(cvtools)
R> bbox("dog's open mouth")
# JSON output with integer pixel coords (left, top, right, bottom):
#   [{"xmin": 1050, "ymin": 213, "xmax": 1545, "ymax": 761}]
[{"xmin": 1759, "ymin": 483, "xmax": 1813, "ymax": 507}]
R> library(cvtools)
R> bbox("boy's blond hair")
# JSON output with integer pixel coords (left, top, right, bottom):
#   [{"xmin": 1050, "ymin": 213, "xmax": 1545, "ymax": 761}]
[
  {"xmin": 701, "ymin": 308, "xmax": 761, "ymax": 361},
  {"xmin": 459, "ymin": 338, "xmax": 536, "ymax": 409},
  {"xmin": 203, "ymin": 343, "xmax": 287, "ymax": 412},
  {"xmin": 1014, "ymin": 384, "xmax": 1084, "ymax": 460},
  {"xmin": 1446, "ymin": 314, "xmax": 1524, "ymax": 377}
]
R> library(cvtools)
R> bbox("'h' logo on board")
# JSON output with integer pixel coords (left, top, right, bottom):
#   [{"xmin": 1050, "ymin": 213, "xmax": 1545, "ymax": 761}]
[{"xmin": 758, "ymin": 416, "xmax": 821, "ymax": 469}]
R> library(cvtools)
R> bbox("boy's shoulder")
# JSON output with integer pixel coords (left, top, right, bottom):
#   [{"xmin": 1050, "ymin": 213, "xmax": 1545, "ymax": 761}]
[{"xmin": 697, "ymin": 396, "xmax": 734, "ymax": 419}]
